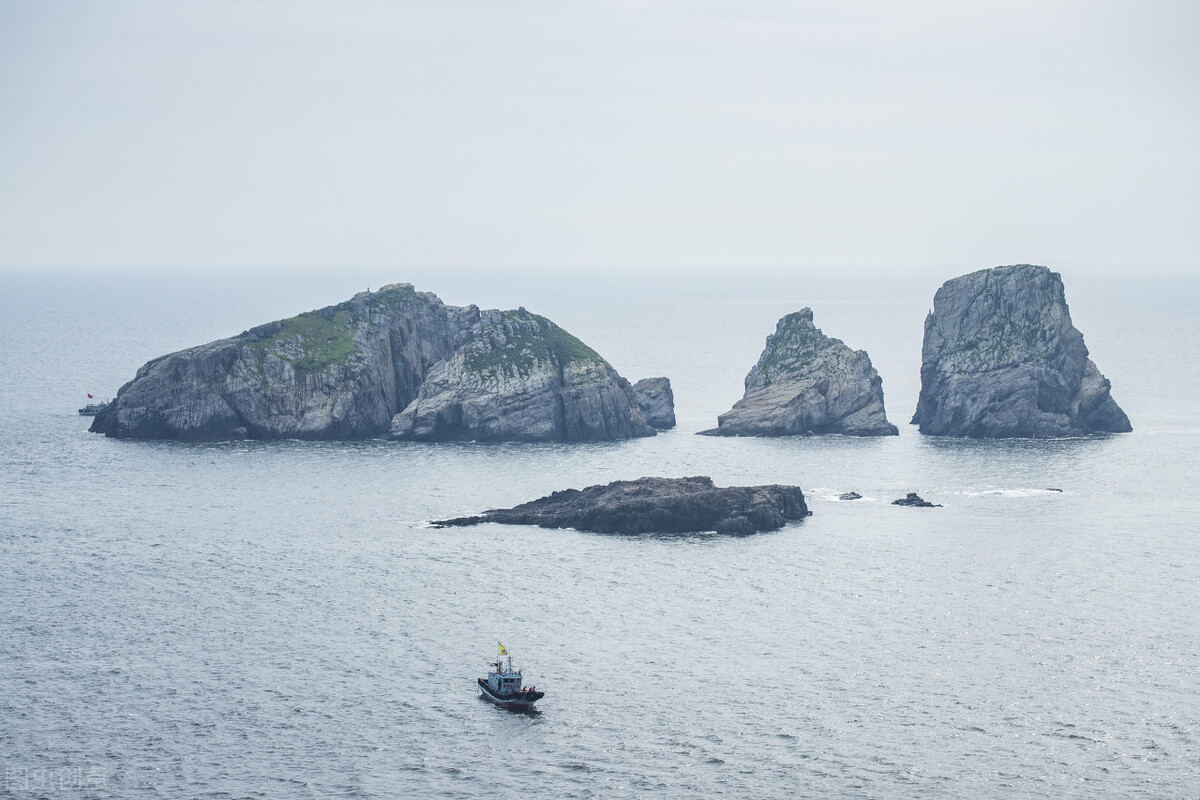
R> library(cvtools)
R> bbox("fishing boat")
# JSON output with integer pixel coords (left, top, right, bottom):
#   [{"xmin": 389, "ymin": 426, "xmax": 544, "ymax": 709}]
[
  {"xmin": 478, "ymin": 643, "xmax": 543, "ymax": 711},
  {"xmin": 78, "ymin": 397, "xmax": 109, "ymax": 415}
]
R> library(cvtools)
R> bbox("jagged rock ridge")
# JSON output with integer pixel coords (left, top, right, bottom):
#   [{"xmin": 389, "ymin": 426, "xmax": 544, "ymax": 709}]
[
  {"xmin": 433, "ymin": 476, "xmax": 810, "ymax": 535},
  {"xmin": 911, "ymin": 264, "xmax": 1131, "ymax": 438},
  {"xmin": 91, "ymin": 284, "xmax": 659, "ymax": 443},
  {"xmin": 700, "ymin": 308, "xmax": 898, "ymax": 437}
]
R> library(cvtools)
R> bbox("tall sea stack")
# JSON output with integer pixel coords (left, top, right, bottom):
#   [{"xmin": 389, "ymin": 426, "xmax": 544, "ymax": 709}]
[{"xmin": 912, "ymin": 265, "xmax": 1131, "ymax": 438}]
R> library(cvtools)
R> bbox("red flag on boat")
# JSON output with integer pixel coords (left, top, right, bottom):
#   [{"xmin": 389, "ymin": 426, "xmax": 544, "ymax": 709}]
[{"xmin": 87, "ymin": 393, "xmax": 93, "ymax": 398}]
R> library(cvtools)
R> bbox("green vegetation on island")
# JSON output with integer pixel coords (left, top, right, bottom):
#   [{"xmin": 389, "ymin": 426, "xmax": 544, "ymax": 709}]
[
  {"xmin": 245, "ymin": 308, "xmax": 359, "ymax": 378},
  {"xmin": 461, "ymin": 312, "xmax": 605, "ymax": 380}
]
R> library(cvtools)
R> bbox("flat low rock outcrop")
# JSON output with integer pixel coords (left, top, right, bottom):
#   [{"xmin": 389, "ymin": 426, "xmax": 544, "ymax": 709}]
[
  {"xmin": 433, "ymin": 476, "xmax": 810, "ymax": 535},
  {"xmin": 912, "ymin": 265, "xmax": 1132, "ymax": 438},
  {"xmin": 892, "ymin": 492, "xmax": 941, "ymax": 508},
  {"xmin": 700, "ymin": 309, "xmax": 898, "ymax": 437},
  {"xmin": 92, "ymin": 284, "xmax": 656, "ymax": 443},
  {"xmin": 632, "ymin": 377, "xmax": 676, "ymax": 429}
]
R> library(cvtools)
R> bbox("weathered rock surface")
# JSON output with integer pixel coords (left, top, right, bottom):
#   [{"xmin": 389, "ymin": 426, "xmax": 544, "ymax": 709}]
[
  {"xmin": 432, "ymin": 476, "xmax": 810, "ymax": 535},
  {"xmin": 388, "ymin": 307, "xmax": 654, "ymax": 442},
  {"xmin": 699, "ymin": 309, "xmax": 898, "ymax": 437},
  {"xmin": 632, "ymin": 377, "xmax": 676, "ymax": 429},
  {"xmin": 892, "ymin": 492, "xmax": 941, "ymax": 508},
  {"xmin": 92, "ymin": 284, "xmax": 656, "ymax": 442},
  {"xmin": 912, "ymin": 265, "xmax": 1132, "ymax": 438}
]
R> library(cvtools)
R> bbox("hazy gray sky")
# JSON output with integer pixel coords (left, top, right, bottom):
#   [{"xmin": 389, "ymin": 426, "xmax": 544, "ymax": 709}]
[{"xmin": 1, "ymin": 0, "xmax": 1197, "ymax": 270}]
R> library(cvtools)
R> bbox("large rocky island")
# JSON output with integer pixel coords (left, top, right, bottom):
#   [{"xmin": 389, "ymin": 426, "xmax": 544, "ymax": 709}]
[
  {"xmin": 433, "ymin": 476, "xmax": 810, "ymax": 535},
  {"xmin": 911, "ymin": 264, "xmax": 1131, "ymax": 437},
  {"xmin": 700, "ymin": 309, "xmax": 898, "ymax": 437},
  {"xmin": 91, "ymin": 283, "xmax": 663, "ymax": 442}
]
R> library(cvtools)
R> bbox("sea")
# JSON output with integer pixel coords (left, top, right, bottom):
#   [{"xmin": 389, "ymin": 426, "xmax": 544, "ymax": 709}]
[{"xmin": 1, "ymin": 266, "xmax": 1197, "ymax": 799}]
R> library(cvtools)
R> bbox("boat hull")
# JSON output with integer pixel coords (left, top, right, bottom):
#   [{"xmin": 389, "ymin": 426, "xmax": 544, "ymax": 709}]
[{"xmin": 478, "ymin": 678, "xmax": 543, "ymax": 711}]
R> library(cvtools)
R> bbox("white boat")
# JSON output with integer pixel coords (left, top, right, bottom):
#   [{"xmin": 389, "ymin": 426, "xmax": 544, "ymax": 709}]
[
  {"xmin": 478, "ymin": 643, "xmax": 543, "ymax": 711},
  {"xmin": 78, "ymin": 398, "xmax": 109, "ymax": 415}
]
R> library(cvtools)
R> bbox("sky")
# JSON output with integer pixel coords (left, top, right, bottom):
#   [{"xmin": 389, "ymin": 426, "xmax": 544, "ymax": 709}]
[{"xmin": 1, "ymin": 0, "xmax": 1197, "ymax": 272}]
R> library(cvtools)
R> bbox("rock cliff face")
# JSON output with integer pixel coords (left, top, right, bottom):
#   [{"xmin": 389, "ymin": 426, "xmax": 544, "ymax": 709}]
[
  {"xmin": 632, "ymin": 377, "xmax": 676, "ymax": 429},
  {"xmin": 91, "ymin": 284, "xmax": 656, "ymax": 443},
  {"xmin": 388, "ymin": 307, "xmax": 654, "ymax": 442},
  {"xmin": 433, "ymin": 476, "xmax": 809, "ymax": 535},
  {"xmin": 911, "ymin": 264, "xmax": 1131, "ymax": 438},
  {"xmin": 700, "ymin": 309, "xmax": 898, "ymax": 437}
]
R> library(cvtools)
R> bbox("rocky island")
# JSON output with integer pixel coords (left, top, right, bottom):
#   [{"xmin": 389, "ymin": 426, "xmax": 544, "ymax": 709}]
[
  {"xmin": 700, "ymin": 309, "xmax": 898, "ymax": 437},
  {"xmin": 911, "ymin": 265, "xmax": 1131, "ymax": 438},
  {"xmin": 91, "ymin": 284, "xmax": 665, "ymax": 442},
  {"xmin": 433, "ymin": 476, "xmax": 810, "ymax": 535}
]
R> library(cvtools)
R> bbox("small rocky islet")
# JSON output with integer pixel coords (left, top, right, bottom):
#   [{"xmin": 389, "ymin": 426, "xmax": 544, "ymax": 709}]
[
  {"xmin": 631, "ymin": 377, "xmax": 676, "ymax": 429},
  {"xmin": 91, "ymin": 283, "xmax": 669, "ymax": 443},
  {"xmin": 892, "ymin": 493, "xmax": 942, "ymax": 508},
  {"xmin": 700, "ymin": 308, "xmax": 898, "ymax": 437},
  {"xmin": 433, "ymin": 476, "xmax": 810, "ymax": 535}
]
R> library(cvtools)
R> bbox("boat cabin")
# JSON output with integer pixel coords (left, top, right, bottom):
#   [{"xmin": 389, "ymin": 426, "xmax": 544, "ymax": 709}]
[{"xmin": 485, "ymin": 658, "xmax": 523, "ymax": 696}]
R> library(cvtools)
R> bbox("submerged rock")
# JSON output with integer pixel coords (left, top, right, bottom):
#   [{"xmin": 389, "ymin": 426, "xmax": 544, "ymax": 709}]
[
  {"xmin": 432, "ymin": 476, "xmax": 810, "ymax": 535},
  {"xmin": 912, "ymin": 265, "xmax": 1131, "ymax": 438},
  {"xmin": 700, "ymin": 309, "xmax": 898, "ymax": 437},
  {"xmin": 892, "ymin": 493, "xmax": 941, "ymax": 508},
  {"xmin": 92, "ymin": 284, "xmax": 655, "ymax": 443},
  {"xmin": 838, "ymin": 491, "xmax": 863, "ymax": 501},
  {"xmin": 632, "ymin": 377, "xmax": 676, "ymax": 429}
]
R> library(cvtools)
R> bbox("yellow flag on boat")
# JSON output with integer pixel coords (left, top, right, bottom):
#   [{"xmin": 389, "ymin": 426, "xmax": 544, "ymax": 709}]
[{"xmin": 498, "ymin": 642, "xmax": 508, "ymax": 656}]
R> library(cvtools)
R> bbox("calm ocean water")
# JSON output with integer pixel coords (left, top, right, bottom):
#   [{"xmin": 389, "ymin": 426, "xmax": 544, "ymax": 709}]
[{"xmin": 1, "ymin": 267, "xmax": 1198, "ymax": 799}]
